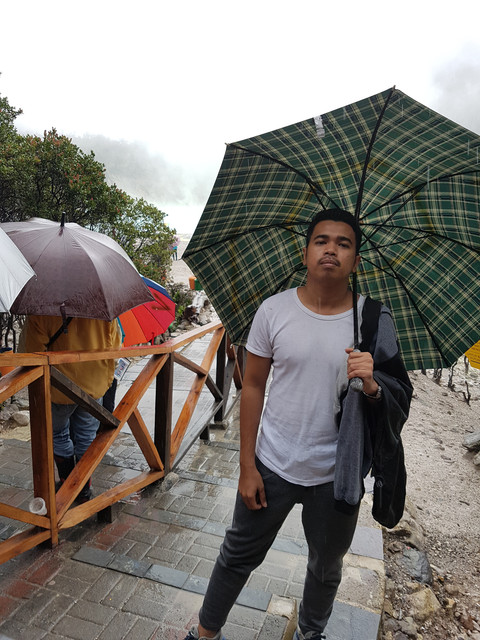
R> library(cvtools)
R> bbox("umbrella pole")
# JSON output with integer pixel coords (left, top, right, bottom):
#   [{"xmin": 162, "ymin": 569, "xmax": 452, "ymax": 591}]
[
  {"xmin": 352, "ymin": 273, "xmax": 359, "ymax": 349},
  {"xmin": 350, "ymin": 273, "xmax": 363, "ymax": 392}
]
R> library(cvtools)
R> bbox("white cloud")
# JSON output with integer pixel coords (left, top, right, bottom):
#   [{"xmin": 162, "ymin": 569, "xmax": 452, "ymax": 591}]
[{"xmin": 1, "ymin": 0, "xmax": 479, "ymax": 231}]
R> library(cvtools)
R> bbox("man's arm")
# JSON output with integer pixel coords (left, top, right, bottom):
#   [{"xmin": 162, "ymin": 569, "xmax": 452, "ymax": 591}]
[{"xmin": 238, "ymin": 352, "xmax": 272, "ymax": 510}]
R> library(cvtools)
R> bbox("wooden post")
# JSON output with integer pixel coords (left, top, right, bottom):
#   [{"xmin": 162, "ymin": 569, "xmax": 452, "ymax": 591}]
[
  {"xmin": 212, "ymin": 333, "xmax": 227, "ymax": 427},
  {"xmin": 155, "ymin": 353, "xmax": 173, "ymax": 475},
  {"xmin": 235, "ymin": 346, "xmax": 246, "ymax": 389},
  {"xmin": 28, "ymin": 365, "xmax": 59, "ymax": 546}
]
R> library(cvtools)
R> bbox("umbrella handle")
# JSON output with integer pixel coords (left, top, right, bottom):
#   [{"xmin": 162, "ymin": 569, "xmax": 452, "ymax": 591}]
[
  {"xmin": 350, "ymin": 377, "xmax": 364, "ymax": 392},
  {"xmin": 349, "ymin": 349, "xmax": 364, "ymax": 392}
]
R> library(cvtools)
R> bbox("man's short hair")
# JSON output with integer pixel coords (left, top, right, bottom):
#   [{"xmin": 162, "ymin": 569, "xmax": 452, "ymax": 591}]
[{"xmin": 305, "ymin": 209, "xmax": 362, "ymax": 254}]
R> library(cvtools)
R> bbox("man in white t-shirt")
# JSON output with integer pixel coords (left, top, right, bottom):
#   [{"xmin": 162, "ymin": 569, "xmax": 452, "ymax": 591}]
[{"xmin": 183, "ymin": 209, "xmax": 395, "ymax": 640}]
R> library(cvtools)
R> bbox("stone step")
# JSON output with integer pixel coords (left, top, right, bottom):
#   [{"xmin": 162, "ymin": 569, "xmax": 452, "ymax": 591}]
[{"xmin": 71, "ymin": 467, "xmax": 384, "ymax": 640}]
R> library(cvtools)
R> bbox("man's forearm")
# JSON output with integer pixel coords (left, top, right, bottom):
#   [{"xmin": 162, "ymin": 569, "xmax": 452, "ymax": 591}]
[{"xmin": 239, "ymin": 384, "xmax": 266, "ymax": 468}]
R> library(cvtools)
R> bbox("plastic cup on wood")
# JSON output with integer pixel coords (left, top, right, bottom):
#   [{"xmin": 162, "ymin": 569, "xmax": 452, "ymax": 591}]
[{"xmin": 29, "ymin": 497, "xmax": 47, "ymax": 516}]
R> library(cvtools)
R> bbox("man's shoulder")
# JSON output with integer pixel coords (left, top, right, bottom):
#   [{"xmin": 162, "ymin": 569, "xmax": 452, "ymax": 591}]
[{"xmin": 261, "ymin": 288, "xmax": 295, "ymax": 308}]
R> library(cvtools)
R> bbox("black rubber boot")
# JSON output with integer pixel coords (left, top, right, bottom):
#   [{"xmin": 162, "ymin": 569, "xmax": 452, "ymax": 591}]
[
  {"xmin": 75, "ymin": 455, "xmax": 93, "ymax": 504},
  {"xmin": 76, "ymin": 478, "xmax": 93, "ymax": 504},
  {"xmin": 54, "ymin": 455, "xmax": 76, "ymax": 490}
]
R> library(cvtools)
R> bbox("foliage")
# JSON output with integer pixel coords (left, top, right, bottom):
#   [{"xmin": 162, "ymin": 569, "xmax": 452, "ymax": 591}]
[
  {"xmin": 0, "ymin": 95, "xmax": 34, "ymax": 222},
  {"xmin": 166, "ymin": 282, "xmax": 194, "ymax": 328},
  {"xmin": 0, "ymin": 90, "xmax": 176, "ymax": 284},
  {"xmin": 20, "ymin": 129, "xmax": 126, "ymax": 228},
  {"xmin": 98, "ymin": 197, "xmax": 176, "ymax": 284}
]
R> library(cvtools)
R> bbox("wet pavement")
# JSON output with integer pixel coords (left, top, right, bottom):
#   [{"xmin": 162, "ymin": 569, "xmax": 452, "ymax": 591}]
[{"xmin": 0, "ymin": 341, "xmax": 385, "ymax": 640}]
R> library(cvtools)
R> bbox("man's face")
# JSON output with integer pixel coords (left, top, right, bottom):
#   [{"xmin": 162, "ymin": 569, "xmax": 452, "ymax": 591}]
[{"xmin": 302, "ymin": 220, "xmax": 361, "ymax": 281}]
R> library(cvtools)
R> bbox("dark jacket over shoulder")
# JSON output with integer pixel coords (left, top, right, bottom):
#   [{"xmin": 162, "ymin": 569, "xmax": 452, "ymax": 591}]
[{"xmin": 333, "ymin": 298, "xmax": 413, "ymax": 527}]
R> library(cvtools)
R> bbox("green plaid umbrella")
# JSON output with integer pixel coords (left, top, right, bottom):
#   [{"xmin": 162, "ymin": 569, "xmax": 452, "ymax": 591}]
[{"xmin": 183, "ymin": 87, "xmax": 480, "ymax": 371}]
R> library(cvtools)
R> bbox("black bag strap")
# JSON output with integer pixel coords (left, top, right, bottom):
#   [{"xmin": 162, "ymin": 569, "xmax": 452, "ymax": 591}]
[
  {"xmin": 46, "ymin": 317, "xmax": 73, "ymax": 349},
  {"xmin": 359, "ymin": 296, "xmax": 383, "ymax": 354}
]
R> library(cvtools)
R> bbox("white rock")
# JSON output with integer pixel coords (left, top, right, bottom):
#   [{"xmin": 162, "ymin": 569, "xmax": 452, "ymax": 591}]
[{"xmin": 12, "ymin": 411, "xmax": 30, "ymax": 427}]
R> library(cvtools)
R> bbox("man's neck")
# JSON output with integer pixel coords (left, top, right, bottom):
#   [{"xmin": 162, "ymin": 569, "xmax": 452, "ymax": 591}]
[{"xmin": 297, "ymin": 282, "xmax": 354, "ymax": 315}]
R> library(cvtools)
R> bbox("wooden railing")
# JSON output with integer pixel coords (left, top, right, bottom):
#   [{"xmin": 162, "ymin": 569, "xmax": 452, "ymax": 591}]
[{"xmin": 0, "ymin": 321, "xmax": 245, "ymax": 564}]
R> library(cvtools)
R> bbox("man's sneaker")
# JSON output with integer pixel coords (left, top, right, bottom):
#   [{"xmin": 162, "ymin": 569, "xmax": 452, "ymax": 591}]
[
  {"xmin": 183, "ymin": 625, "xmax": 225, "ymax": 640},
  {"xmin": 294, "ymin": 629, "xmax": 326, "ymax": 640}
]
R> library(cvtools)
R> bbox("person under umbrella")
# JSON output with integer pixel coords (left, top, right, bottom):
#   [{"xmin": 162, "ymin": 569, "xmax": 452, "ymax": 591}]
[
  {"xmin": 8, "ymin": 215, "xmax": 152, "ymax": 503},
  {"xmin": 23, "ymin": 315, "xmax": 122, "ymax": 502},
  {"xmin": 183, "ymin": 209, "xmax": 412, "ymax": 640}
]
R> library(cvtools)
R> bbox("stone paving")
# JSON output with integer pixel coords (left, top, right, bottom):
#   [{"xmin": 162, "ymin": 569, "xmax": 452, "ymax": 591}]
[{"xmin": 0, "ymin": 341, "xmax": 385, "ymax": 640}]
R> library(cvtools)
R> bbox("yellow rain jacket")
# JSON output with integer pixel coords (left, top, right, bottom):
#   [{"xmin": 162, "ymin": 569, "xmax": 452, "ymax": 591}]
[{"xmin": 24, "ymin": 316, "xmax": 122, "ymax": 404}]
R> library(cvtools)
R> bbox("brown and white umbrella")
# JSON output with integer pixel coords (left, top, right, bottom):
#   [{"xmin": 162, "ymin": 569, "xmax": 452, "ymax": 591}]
[{"xmin": 1, "ymin": 216, "xmax": 153, "ymax": 321}]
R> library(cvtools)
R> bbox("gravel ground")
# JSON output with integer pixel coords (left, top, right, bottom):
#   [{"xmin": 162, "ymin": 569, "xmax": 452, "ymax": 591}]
[{"xmin": 380, "ymin": 365, "xmax": 480, "ymax": 640}]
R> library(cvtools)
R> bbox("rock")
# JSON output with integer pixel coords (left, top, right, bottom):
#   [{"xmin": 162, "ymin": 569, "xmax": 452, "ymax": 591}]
[
  {"xmin": 181, "ymin": 292, "xmax": 218, "ymax": 328},
  {"xmin": 473, "ymin": 451, "xmax": 480, "ymax": 466},
  {"xmin": 391, "ymin": 514, "xmax": 425, "ymax": 550},
  {"xmin": 387, "ymin": 540, "xmax": 403, "ymax": 554},
  {"xmin": 401, "ymin": 548, "xmax": 433, "ymax": 584},
  {"xmin": 14, "ymin": 399, "xmax": 30, "ymax": 411},
  {"xmin": 444, "ymin": 583, "xmax": 460, "ymax": 596},
  {"xmin": 463, "ymin": 431, "xmax": 480, "ymax": 450},
  {"xmin": 407, "ymin": 586, "xmax": 441, "ymax": 622},
  {"xmin": 0, "ymin": 402, "xmax": 20, "ymax": 420},
  {"xmin": 458, "ymin": 610, "xmax": 475, "ymax": 631},
  {"xmin": 383, "ymin": 617, "xmax": 400, "ymax": 634},
  {"xmin": 398, "ymin": 615, "xmax": 418, "ymax": 637},
  {"xmin": 161, "ymin": 472, "xmax": 179, "ymax": 491},
  {"xmin": 443, "ymin": 597, "xmax": 456, "ymax": 617},
  {"xmin": 383, "ymin": 599, "xmax": 394, "ymax": 617},
  {"xmin": 12, "ymin": 411, "xmax": 30, "ymax": 427}
]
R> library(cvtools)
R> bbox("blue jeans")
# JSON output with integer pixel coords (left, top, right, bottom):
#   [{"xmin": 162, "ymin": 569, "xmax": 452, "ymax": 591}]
[
  {"xmin": 51, "ymin": 401, "xmax": 102, "ymax": 460},
  {"xmin": 199, "ymin": 458, "xmax": 359, "ymax": 636}
]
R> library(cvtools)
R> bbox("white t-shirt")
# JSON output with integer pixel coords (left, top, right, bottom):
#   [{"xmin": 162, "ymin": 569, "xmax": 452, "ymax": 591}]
[{"xmin": 246, "ymin": 288, "xmax": 365, "ymax": 486}]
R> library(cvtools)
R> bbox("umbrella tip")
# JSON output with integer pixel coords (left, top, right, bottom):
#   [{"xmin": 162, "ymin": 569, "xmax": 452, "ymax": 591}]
[{"xmin": 60, "ymin": 212, "xmax": 66, "ymax": 227}]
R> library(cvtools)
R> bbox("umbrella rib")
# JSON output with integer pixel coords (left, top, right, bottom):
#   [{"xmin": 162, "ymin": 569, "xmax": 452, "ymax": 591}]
[
  {"xmin": 360, "ymin": 168, "xmax": 480, "ymax": 231},
  {"xmin": 228, "ymin": 142, "xmax": 339, "ymax": 208},
  {"xmin": 273, "ymin": 264, "xmax": 306, "ymax": 294},
  {"xmin": 184, "ymin": 223, "xmax": 307, "ymax": 257},
  {"xmin": 353, "ymin": 86, "xmax": 399, "ymax": 346},
  {"xmin": 355, "ymin": 86, "xmax": 396, "ymax": 220},
  {"xmin": 364, "ymin": 238, "xmax": 450, "ymax": 366},
  {"xmin": 363, "ymin": 224, "xmax": 480, "ymax": 255}
]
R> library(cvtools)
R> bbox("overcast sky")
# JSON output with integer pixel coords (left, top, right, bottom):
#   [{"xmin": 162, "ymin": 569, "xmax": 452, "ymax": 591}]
[{"xmin": 1, "ymin": 0, "xmax": 479, "ymax": 232}]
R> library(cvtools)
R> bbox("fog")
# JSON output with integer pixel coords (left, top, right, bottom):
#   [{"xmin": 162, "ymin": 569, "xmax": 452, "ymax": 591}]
[
  {"xmin": 72, "ymin": 134, "xmax": 216, "ymax": 213},
  {"xmin": 432, "ymin": 47, "xmax": 480, "ymax": 134}
]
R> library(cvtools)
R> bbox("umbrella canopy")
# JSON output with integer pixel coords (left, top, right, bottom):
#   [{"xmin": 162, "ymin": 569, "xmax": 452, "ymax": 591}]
[
  {"xmin": 184, "ymin": 88, "xmax": 480, "ymax": 371},
  {"xmin": 1, "ymin": 217, "xmax": 153, "ymax": 321},
  {"xmin": 0, "ymin": 227, "xmax": 36, "ymax": 313},
  {"xmin": 118, "ymin": 276, "xmax": 176, "ymax": 347}
]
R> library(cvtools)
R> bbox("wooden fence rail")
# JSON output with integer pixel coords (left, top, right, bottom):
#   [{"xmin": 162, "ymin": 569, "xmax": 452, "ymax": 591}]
[{"xmin": 0, "ymin": 321, "xmax": 244, "ymax": 564}]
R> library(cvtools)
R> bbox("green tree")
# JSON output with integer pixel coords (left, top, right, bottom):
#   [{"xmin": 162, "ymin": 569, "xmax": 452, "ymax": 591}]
[
  {"xmin": 18, "ymin": 129, "xmax": 125, "ymax": 228},
  {"xmin": 99, "ymin": 197, "xmax": 176, "ymax": 284},
  {"xmin": 0, "ymin": 95, "xmax": 34, "ymax": 221},
  {"xmin": 0, "ymin": 91, "xmax": 176, "ymax": 284}
]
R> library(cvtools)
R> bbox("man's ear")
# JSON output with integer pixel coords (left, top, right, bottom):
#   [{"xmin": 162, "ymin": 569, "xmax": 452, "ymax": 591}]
[
  {"xmin": 302, "ymin": 247, "xmax": 307, "ymax": 266},
  {"xmin": 351, "ymin": 255, "xmax": 361, "ymax": 273}
]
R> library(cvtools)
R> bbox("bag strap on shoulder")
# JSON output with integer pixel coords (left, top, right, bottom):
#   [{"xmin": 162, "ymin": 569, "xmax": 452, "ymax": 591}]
[
  {"xmin": 359, "ymin": 296, "xmax": 382, "ymax": 354},
  {"xmin": 46, "ymin": 317, "xmax": 73, "ymax": 349}
]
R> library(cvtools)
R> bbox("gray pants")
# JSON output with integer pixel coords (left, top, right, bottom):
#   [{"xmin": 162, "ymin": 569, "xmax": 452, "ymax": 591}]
[{"xmin": 199, "ymin": 458, "xmax": 359, "ymax": 636}]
